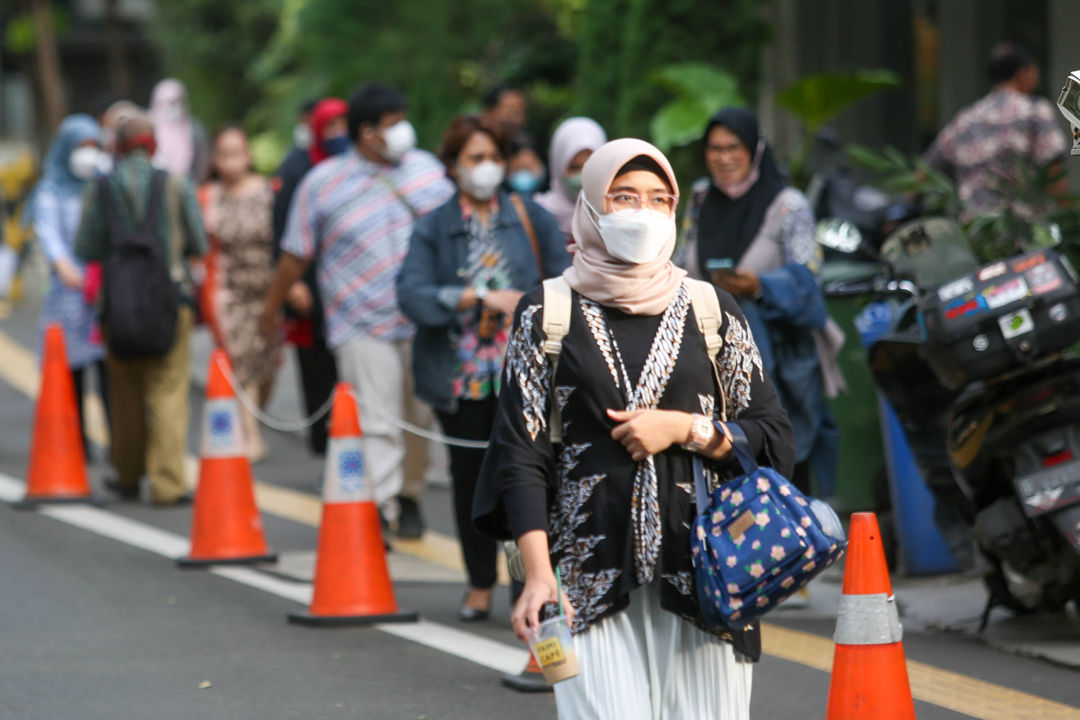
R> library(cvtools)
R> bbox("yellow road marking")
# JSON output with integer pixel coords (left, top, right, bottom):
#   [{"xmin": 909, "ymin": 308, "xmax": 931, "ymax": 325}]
[
  {"xmin": 762, "ymin": 624, "xmax": 1080, "ymax": 720},
  {"xmin": 1, "ymin": 325, "xmax": 1078, "ymax": 719}
]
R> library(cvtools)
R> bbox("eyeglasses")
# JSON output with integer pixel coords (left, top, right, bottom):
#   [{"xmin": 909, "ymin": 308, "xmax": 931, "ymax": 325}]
[{"xmin": 606, "ymin": 192, "xmax": 679, "ymax": 213}]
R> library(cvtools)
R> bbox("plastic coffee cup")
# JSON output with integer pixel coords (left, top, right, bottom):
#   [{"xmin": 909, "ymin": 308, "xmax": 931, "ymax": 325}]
[{"xmin": 529, "ymin": 616, "xmax": 579, "ymax": 684}]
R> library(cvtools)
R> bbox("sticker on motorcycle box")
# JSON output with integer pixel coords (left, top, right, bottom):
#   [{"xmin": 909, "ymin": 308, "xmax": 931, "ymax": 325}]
[
  {"xmin": 982, "ymin": 277, "xmax": 1031, "ymax": 309},
  {"xmin": 978, "ymin": 261, "xmax": 1008, "ymax": 282},
  {"xmin": 998, "ymin": 307, "xmax": 1035, "ymax": 339},
  {"xmin": 945, "ymin": 296, "xmax": 986, "ymax": 320},
  {"xmin": 938, "ymin": 277, "xmax": 974, "ymax": 302},
  {"xmin": 1026, "ymin": 262, "xmax": 1061, "ymax": 295},
  {"xmin": 1011, "ymin": 253, "xmax": 1046, "ymax": 274}
]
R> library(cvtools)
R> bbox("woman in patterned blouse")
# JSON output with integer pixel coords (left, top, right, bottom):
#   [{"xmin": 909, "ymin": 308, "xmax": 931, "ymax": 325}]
[
  {"xmin": 199, "ymin": 125, "xmax": 280, "ymax": 462},
  {"xmin": 398, "ymin": 115, "xmax": 569, "ymax": 623},
  {"xmin": 475, "ymin": 139, "xmax": 793, "ymax": 718},
  {"xmin": 679, "ymin": 107, "xmax": 843, "ymax": 500}
]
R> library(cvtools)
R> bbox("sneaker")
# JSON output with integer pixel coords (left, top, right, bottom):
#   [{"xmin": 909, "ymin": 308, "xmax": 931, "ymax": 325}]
[{"xmin": 396, "ymin": 495, "xmax": 424, "ymax": 539}]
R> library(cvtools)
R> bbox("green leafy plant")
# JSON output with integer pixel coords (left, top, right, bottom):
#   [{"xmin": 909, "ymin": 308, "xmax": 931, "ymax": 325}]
[
  {"xmin": 847, "ymin": 144, "xmax": 1080, "ymax": 265},
  {"xmin": 845, "ymin": 143, "xmax": 960, "ymax": 217},
  {"xmin": 648, "ymin": 63, "xmax": 745, "ymax": 152},
  {"xmin": 778, "ymin": 69, "xmax": 900, "ymax": 184}
]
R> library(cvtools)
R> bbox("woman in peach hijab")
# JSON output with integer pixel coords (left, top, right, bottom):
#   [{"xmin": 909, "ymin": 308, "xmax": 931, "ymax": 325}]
[{"xmin": 474, "ymin": 138, "xmax": 792, "ymax": 718}]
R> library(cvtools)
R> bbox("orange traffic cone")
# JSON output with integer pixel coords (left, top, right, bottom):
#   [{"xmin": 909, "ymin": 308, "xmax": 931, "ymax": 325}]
[
  {"xmin": 13, "ymin": 324, "xmax": 96, "ymax": 508},
  {"xmin": 826, "ymin": 512, "xmax": 916, "ymax": 719},
  {"xmin": 177, "ymin": 350, "xmax": 276, "ymax": 567},
  {"xmin": 288, "ymin": 382, "xmax": 417, "ymax": 626}
]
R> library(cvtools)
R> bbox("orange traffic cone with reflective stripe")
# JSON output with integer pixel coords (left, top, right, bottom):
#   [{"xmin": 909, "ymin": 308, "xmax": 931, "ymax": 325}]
[
  {"xmin": 288, "ymin": 382, "xmax": 417, "ymax": 626},
  {"xmin": 826, "ymin": 512, "xmax": 916, "ymax": 719},
  {"xmin": 177, "ymin": 350, "xmax": 276, "ymax": 567},
  {"xmin": 14, "ymin": 324, "xmax": 96, "ymax": 508}
]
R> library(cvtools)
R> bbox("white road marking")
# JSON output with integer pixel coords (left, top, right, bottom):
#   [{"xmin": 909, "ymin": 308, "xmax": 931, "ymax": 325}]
[{"xmin": 0, "ymin": 472, "xmax": 528, "ymax": 676}]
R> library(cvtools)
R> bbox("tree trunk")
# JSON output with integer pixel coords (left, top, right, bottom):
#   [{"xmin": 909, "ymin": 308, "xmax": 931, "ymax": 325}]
[
  {"xmin": 29, "ymin": 0, "xmax": 65, "ymax": 134},
  {"xmin": 104, "ymin": 0, "xmax": 131, "ymax": 97}
]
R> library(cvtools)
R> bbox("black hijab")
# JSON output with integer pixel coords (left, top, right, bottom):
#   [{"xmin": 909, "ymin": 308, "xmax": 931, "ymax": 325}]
[{"xmin": 695, "ymin": 108, "xmax": 788, "ymax": 276}]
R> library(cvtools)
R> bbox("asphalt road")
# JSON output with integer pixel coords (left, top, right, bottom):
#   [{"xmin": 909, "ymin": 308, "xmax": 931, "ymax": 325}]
[{"xmin": 2, "ymin": 292, "xmax": 1079, "ymax": 719}]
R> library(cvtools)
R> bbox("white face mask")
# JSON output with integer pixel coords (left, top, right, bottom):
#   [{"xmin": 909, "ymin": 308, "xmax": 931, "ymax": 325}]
[
  {"xmin": 457, "ymin": 160, "xmax": 505, "ymax": 201},
  {"xmin": 69, "ymin": 146, "xmax": 103, "ymax": 181},
  {"xmin": 585, "ymin": 196, "xmax": 674, "ymax": 264},
  {"xmin": 380, "ymin": 120, "xmax": 417, "ymax": 163},
  {"xmin": 293, "ymin": 123, "xmax": 313, "ymax": 150}
]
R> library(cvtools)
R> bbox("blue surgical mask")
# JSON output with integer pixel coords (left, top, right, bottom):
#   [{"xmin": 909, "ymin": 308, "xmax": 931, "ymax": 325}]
[
  {"xmin": 507, "ymin": 169, "xmax": 544, "ymax": 194},
  {"xmin": 562, "ymin": 173, "xmax": 583, "ymax": 199},
  {"xmin": 321, "ymin": 135, "xmax": 349, "ymax": 157}
]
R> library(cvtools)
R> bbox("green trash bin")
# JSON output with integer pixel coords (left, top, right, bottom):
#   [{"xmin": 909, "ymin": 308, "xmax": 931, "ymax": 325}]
[{"xmin": 822, "ymin": 262, "xmax": 886, "ymax": 514}]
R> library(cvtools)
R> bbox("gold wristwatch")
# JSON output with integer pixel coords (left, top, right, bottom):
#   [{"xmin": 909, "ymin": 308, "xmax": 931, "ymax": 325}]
[{"xmin": 682, "ymin": 414, "xmax": 715, "ymax": 453}]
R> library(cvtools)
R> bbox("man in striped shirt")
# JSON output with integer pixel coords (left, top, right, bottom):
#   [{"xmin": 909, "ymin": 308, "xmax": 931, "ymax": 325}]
[{"xmin": 261, "ymin": 84, "xmax": 453, "ymax": 533}]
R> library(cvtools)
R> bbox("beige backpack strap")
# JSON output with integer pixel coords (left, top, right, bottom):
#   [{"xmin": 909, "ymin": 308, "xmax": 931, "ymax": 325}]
[
  {"xmin": 542, "ymin": 276, "xmax": 572, "ymax": 443},
  {"xmin": 686, "ymin": 279, "xmax": 727, "ymax": 421}
]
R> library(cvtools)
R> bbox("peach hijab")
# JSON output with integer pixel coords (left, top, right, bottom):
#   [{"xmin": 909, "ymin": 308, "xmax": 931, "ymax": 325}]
[{"xmin": 565, "ymin": 138, "xmax": 686, "ymax": 315}]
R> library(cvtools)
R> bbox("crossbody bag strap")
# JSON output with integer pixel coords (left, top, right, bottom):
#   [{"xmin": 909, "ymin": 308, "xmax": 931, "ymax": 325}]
[
  {"xmin": 375, "ymin": 172, "xmax": 420, "ymax": 221},
  {"xmin": 509, "ymin": 192, "xmax": 544, "ymax": 276},
  {"xmin": 541, "ymin": 276, "xmax": 572, "ymax": 444}
]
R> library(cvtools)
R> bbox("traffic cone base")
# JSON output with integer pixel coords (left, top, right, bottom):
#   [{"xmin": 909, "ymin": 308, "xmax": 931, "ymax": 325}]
[
  {"xmin": 181, "ymin": 351, "xmax": 275, "ymax": 566},
  {"xmin": 16, "ymin": 325, "xmax": 96, "ymax": 507},
  {"xmin": 11, "ymin": 495, "xmax": 106, "ymax": 510},
  {"xmin": 287, "ymin": 608, "xmax": 419, "ymax": 627},
  {"xmin": 177, "ymin": 550, "xmax": 278, "ymax": 568},
  {"xmin": 290, "ymin": 383, "xmax": 417, "ymax": 627}
]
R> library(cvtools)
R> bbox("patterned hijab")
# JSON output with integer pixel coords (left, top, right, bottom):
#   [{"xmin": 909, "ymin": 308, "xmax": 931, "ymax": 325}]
[{"xmin": 564, "ymin": 138, "xmax": 686, "ymax": 316}]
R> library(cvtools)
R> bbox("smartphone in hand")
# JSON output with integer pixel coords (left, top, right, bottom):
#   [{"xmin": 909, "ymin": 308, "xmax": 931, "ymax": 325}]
[{"xmin": 705, "ymin": 258, "xmax": 736, "ymax": 285}]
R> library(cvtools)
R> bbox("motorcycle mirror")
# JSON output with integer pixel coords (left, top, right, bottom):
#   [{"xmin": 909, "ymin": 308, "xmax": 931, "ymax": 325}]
[
  {"xmin": 814, "ymin": 218, "xmax": 863, "ymax": 254},
  {"xmin": 1057, "ymin": 71, "xmax": 1080, "ymax": 156}
]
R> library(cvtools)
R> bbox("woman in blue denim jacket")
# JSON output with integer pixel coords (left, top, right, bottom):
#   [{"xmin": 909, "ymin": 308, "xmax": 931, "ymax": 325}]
[{"xmin": 397, "ymin": 114, "xmax": 569, "ymax": 620}]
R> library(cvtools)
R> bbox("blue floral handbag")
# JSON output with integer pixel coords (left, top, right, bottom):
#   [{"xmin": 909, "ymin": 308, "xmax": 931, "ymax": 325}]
[{"xmin": 691, "ymin": 421, "xmax": 847, "ymax": 630}]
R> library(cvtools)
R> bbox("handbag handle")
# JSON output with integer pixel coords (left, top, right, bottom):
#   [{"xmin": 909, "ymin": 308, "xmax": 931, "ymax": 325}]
[{"xmin": 692, "ymin": 421, "xmax": 759, "ymax": 510}]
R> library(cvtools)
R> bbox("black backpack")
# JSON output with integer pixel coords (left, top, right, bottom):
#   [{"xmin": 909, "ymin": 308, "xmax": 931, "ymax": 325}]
[{"xmin": 98, "ymin": 170, "xmax": 180, "ymax": 359}]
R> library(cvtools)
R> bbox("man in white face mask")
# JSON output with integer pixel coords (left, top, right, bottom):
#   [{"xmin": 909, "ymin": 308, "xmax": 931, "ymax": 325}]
[{"xmin": 261, "ymin": 83, "xmax": 455, "ymax": 537}]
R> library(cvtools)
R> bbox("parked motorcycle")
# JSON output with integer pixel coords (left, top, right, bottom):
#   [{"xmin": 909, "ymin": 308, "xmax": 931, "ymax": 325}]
[{"xmin": 821, "ymin": 217, "xmax": 1080, "ymax": 622}]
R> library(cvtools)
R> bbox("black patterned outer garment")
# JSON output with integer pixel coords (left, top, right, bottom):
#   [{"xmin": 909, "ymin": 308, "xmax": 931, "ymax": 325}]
[{"xmin": 474, "ymin": 282, "xmax": 794, "ymax": 663}]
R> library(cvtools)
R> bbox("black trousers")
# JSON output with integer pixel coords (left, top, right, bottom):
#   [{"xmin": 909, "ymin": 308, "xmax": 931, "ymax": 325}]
[
  {"xmin": 72, "ymin": 360, "xmax": 109, "ymax": 456},
  {"xmin": 294, "ymin": 341, "xmax": 337, "ymax": 456},
  {"xmin": 437, "ymin": 396, "xmax": 498, "ymax": 590}
]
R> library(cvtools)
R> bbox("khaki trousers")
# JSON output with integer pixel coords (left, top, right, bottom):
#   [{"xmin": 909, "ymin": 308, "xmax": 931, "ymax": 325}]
[
  {"xmin": 106, "ymin": 307, "xmax": 192, "ymax": 503},
  {"xmin": 333, "ymin": 334, "xmax": 430, "ymax": 518}
]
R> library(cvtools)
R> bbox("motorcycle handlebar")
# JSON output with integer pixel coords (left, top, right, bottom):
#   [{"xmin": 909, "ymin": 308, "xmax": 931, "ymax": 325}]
[{"xmin": 823, "ymin": 277, "xmax": 921, "ymax": 299}]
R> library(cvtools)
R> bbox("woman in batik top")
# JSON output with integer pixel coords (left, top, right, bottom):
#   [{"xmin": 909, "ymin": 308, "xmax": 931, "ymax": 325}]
[
  {"xmin": 398, "ymin": 114, "xmax": 568, "ymax": 622},
  {"xmin": 474, "ymin": 138, "xmax": 793, "ymax": 719}
]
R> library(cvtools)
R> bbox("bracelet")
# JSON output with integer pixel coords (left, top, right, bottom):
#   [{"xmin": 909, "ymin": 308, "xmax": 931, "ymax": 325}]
[{"xmin": 681, "ymin": 414, "xmax": 715, "ymax": 453}]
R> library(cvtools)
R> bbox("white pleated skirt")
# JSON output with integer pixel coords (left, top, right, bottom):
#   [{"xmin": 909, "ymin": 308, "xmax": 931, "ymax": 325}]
[{"xmin": 553, "ymin": 582, "xmax": 753, "ymax": 720}]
